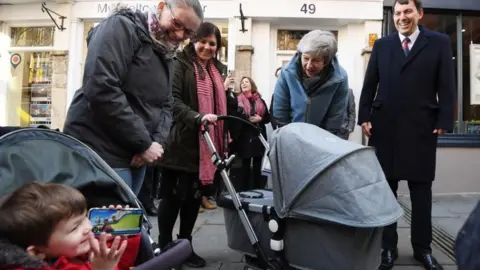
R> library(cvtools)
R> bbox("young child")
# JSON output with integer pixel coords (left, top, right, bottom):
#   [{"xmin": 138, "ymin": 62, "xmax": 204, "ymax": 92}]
[{"xmin": 0, "ymin": 182, "xmax": 141, "ymax": 270}]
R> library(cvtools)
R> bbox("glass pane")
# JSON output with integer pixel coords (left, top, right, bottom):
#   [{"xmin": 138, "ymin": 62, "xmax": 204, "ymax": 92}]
[
  {"xmin": 277, "ymin": 29, "xmax": 339, "ymax": 51},
  {"xmin": 6, "ymin": 52, "xmax": 53, "ymax": 127},
  {"xmin": 420, "ymin": 13, "xmax": 458, "ymax": 132},
  {"xmin": 462, "ymin": 16, "xmax": 480, "ymax": 134},
  {"xmin": 10, "ymin": 27, "xmax": 55, "ymax": 47}
]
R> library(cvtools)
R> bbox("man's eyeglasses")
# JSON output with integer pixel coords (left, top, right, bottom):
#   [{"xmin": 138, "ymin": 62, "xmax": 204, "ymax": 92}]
[{"xmin": 166, "ymin": 3, "xmax": 196, "ymax": 38}]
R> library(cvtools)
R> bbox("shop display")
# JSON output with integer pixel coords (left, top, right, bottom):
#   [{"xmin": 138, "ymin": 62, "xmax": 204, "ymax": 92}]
[{"xmin": 24, "ymin": 52, "xmax": 53, "ymax": 128}]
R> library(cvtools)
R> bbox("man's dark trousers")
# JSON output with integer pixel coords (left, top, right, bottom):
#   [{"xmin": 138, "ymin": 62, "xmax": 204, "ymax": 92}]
[{"xmin": 382, "ymin": 179, "xmax": 433, "ymax": 254}]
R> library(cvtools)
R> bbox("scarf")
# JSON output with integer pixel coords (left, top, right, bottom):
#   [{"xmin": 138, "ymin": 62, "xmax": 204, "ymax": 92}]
[
  {"xmin": 194, "ymin": 60, "xmax": 228, "ymax": 185},
  {"xmin": 145, "ymin": 7, "xmax": 178, "ymax": 59},
  {"xmin": 237, "ymin": 92, "xmax": 266, "ymax": 117}
]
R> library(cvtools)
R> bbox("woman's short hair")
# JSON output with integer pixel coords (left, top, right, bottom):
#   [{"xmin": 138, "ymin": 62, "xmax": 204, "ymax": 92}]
[
  {"xmin": 166, "ymin": 0, "xmax": 204, "ymax": 22},
  {"xmin": 297, "ymin": 30, "xmax": 337, "ymax": 64},
  {"xmin": 190, "ymin": 22, "xmax": 222, "ymax": 57}
]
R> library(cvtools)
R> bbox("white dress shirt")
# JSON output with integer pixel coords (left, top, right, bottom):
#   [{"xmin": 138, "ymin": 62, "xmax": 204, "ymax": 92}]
[{"xmin": 398, "ymin": 27, "xmax": 420, "ymax": 50}]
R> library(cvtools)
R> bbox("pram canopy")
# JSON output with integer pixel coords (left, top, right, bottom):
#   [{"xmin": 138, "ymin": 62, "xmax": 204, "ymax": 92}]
[
  {"xmin": 269, "ymin": 123, "xmax": 403, "ymax": 228},
  {"xmin": 0, "ymin": 128, "xmax": 138, "ymax": 207}
]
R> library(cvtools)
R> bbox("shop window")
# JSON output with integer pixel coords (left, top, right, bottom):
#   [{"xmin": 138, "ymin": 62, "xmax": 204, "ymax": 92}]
[
  {"xmin": 10, "ymin": 27, "xmax": 55, "ymax": 47},
  {"xmin": 277, "ymin": 29, "xmax": 338, "ymax": 51},
  {"xmin": 419, "ymin": 13, "xmax": 458, "ymax": 132},
  {"xmin": 461, "ymin": 16, "xmax": 480, "ymax": 133},
  {"xmin": 6, "ymin": 52, "xmax": 53, "ymax": 128}
]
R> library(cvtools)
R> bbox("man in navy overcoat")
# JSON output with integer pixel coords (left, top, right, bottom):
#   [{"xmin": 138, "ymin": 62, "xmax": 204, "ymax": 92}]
[{"xmin": 358, "ymin": 0, "xmax": 456, "ymax": 269}]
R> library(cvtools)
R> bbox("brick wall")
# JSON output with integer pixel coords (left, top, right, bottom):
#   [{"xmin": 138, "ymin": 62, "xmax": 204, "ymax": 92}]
[{"xmin": 233, "ymin": 45, "xmax": 254, "ymax": 93}]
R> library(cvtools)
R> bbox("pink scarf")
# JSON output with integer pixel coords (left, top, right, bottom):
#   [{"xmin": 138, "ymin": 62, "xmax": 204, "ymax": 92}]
[
  {"xmin": 194, "ymin": 60, "xmax": 227, "ymax": 185},
  {"xmin": 237, "ymin": 92, "xmax": 266, "ymax": 117}
]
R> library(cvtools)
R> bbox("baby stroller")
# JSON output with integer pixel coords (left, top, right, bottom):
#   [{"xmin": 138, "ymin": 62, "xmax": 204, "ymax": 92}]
[
  {"xmin": 0, "ymin": 127, "xmax": 191, "ymax": 270},
  {"xmin": 201, "ymin": 117, "xmax": 404, "ymax": 270}
]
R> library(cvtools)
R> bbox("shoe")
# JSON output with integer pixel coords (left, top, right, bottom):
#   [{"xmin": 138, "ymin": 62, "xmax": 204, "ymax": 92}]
[
  {"xmin": 178, "ymin": 235, "xmax": 206, "ymax": 268},
  {"xmin": 201, "ymin": 196, "xmax": 216, "ymax": 210},
  {"xmin": 414, "ymin": 253, "xmax": 444, "ymax": 270},
  {"xmin": 378, "ymin": 249, "xmax": 398, "ymax": 270}
]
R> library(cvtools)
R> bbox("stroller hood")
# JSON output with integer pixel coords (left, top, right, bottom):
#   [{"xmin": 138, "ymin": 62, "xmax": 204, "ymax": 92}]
[
  {"xmin": 0, "ymin": 129, "xmax": 139, "ymax": 207},
  {"xmin": 269, "ymin": 123, "xmax": 403, "ymax": 227}
]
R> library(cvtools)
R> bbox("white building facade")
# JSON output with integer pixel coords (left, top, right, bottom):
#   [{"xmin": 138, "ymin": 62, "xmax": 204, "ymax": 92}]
[{"xmin": 0, "ymin": 0, "xmax": 382, "ymax": 144}]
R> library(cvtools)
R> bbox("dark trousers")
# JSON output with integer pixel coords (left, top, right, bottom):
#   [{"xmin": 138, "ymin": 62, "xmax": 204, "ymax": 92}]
[
  {"xmin": 157, "ymin": 169, "xmax": 202, "ymax": 249},
  {"xmin": 239, "ymin": 157, "xmax": 267, "ymax": 192},
  {"xmin": 382, "ymin": 179, "xmax": 433, "ymax": 254},
  {"xmin": 138, "ymin": 166, "xmax": 158, "ymax": 206}
]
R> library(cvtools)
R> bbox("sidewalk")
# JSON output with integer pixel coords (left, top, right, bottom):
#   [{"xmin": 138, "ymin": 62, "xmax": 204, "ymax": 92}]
[{"xmin": 148, "ymin": 198, "xmax": 464, "ymax": 270}]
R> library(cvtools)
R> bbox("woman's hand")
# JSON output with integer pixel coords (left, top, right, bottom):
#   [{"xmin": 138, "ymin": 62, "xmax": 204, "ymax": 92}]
[
  {"xmin": 223, "ymin": 75, "xmax": 234, "ymax": 90},
  {"xmin": 89, "ymin": 232, "xmax": 128, "ymax": 270},
  {"xmin": 249, "ymin": 115, "xmax": 262, "ymax": 123},
  {"xmin": 201, "ymin": 114, "xmax": 218, "ymax": 123}
]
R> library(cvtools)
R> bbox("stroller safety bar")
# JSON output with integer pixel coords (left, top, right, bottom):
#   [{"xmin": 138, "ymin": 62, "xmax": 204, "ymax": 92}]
[{"xmin": 201, "ymin": 115, "xmax": 287, "ymax": 270}]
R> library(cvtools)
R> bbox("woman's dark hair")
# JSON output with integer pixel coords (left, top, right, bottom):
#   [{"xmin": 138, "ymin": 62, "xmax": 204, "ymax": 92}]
[{"xmin": 190, "ymin": 22, "xmax": 222, "ymax": 59}]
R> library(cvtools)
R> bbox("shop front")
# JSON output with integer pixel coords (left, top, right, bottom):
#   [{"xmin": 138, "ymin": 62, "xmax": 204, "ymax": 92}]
[
  {"xmin": 66, "ymin": 0, "xmax": 236, "ymax": 108},
  {"xmin": 231, "ymin": 0, "xmax": 384, "ymax": 144},
  {"xmin": 382, "ymin": 0, "xmax": 480, "ymax": 193},
  {"xmin": 0, "ymin": 1, "xmax": 71, "ymax": 130}
]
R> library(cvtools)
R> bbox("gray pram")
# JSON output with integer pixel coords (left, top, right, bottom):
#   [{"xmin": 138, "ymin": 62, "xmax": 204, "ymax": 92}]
[
  {"xmin": 0, "ymin": 127, "xmax": 191, "ymax": 269},
  {"xmin": 201, "ymin": 118, "xmax": 403, "ymax": 270}
]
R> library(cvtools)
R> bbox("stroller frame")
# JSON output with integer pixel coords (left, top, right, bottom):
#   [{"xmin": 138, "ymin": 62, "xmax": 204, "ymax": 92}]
[{"xmin": 200, "ymin": 115, "xmax": 289, "ymax": 270}]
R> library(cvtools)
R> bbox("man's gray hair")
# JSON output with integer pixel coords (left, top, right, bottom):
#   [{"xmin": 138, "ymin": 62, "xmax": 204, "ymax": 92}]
[
  {"xmin": 297, "ymin": 30, "xmax": 337, "ymax": 63},
  {"xmin": 166, "ymin": 0, "xmax": 204, "ymax": 21}
]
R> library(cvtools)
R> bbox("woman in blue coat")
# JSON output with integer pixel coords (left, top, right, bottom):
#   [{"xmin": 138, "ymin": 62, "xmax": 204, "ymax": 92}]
[{"xmin": 272, "ymin": 30, "xmax": 349, "ymax": 136}]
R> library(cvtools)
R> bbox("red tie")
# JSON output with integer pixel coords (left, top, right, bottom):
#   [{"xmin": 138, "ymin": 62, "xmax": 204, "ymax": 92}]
[{"xmin": 403, "ymin": 37, "xmax": 410, "ymax": 56}]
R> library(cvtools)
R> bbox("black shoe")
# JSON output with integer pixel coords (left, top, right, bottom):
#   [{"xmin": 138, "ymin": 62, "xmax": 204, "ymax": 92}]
[
  {"xmin": 414, "ymin": 253, "xmax": 444, "ymax": 270},
  {"xmin": 184, "ymin": 251, "xmax": 206, "ymax": 268},
  {"xmin": 378, "ymin": 249, "xmax": 398, "ymax": 270},
  {"xmin": 177, "ymin": 235, "xmax": 206, "ymax": 268}
]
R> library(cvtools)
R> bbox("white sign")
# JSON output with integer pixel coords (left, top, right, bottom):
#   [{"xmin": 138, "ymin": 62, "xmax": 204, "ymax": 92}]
[
  {"xmin": 73, "ymin": 1, "xmax": 231, "ymax": 19},
  {"xmin": 470, "ymin": 44, "xmax": 480, "ymax": 105},
  {"xmin": 96, "ymin": 2, "xmax": 207, "ymax": 14},
  {"xmin": 238, "ymin": 0, "xmax": 383, "ymax": 20}
]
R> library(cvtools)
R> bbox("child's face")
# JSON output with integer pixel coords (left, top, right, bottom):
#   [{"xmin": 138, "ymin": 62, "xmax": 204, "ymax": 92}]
[{"xmin": 44, "ymin": 212, "xmax": 92, "ymax": 258}]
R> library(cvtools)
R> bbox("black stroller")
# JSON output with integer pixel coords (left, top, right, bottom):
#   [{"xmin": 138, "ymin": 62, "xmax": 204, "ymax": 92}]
[
  {"xmin": 201, "ymin": 116, "xmax": 404, "ymax": 270},
  {"xmin": 0, "ymin": 127, "xmax": 191, "ymax": 270}
]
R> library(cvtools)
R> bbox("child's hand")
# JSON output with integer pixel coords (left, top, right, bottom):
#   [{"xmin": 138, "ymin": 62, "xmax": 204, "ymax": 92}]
[{"xmin": 89, "ymin": 232, "xmax": 127, "ymax": 270}]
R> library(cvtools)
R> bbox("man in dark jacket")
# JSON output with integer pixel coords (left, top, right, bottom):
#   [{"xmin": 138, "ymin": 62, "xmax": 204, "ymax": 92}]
[
  {"xmin": 358, "ymin": 0, "xmax": 455, "ymax": 269},
  {"xmin": 63, "ymin": 0, "xmax": 204, "ymax": 195}
]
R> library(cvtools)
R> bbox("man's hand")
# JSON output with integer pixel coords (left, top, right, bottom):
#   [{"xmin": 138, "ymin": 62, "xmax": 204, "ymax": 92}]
[
  {"xmin": 249, "ymin": 115, "xmax": 262, "ymax": 123},
  {"xmin": 130, "ymin": 154, "xmax": 145, "ymax": 168},
  {"xmin": 361, "ymin": 122, "xmax": 372, "ymax": 137},
  {"xmin": 433, "ymin": 129, "xmax": 446, "ymax": 135},
  {"xmin": 139, "ymin": 142, "xmax": 163, "ymax": 164},
  {"xmin": 201, "ymin": 114, "xmax": 218, "ymax": 123}
]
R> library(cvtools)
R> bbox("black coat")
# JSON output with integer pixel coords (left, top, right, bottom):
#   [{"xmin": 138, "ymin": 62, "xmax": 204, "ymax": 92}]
[
  {"xmin": 358, "ymin": 26, "xmax": 456, "ymax": 182},
  {"xmin": 63, "ymin": 9, "xmax": 173, "ymax": 168},
  {"xmin": 231, "ymin": 98, "xmax": 270, "ymax": 158},
  {"xmin": 160, "ymin": 44, "xmax": 239, "ymax": 173}
]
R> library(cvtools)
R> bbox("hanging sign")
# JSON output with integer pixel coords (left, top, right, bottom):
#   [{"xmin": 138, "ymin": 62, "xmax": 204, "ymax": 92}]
[
  {"xmin": 10, "ymin": 53, "xmax": 21, "ymax": 69},
  {"xmin": 470, "ymin": 44, "xmax": 480, "ymax": 105}
]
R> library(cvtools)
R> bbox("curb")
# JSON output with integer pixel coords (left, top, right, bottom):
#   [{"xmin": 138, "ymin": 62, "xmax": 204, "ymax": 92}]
[{"xmin": 398, "ymin": 200, "xmax": 457, "ymax": 263}]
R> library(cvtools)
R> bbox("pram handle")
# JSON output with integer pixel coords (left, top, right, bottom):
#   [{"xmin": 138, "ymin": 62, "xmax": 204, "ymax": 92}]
[{"xmin": 201, "ymin": 115, "xmax": 261, "ymax": 134}]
